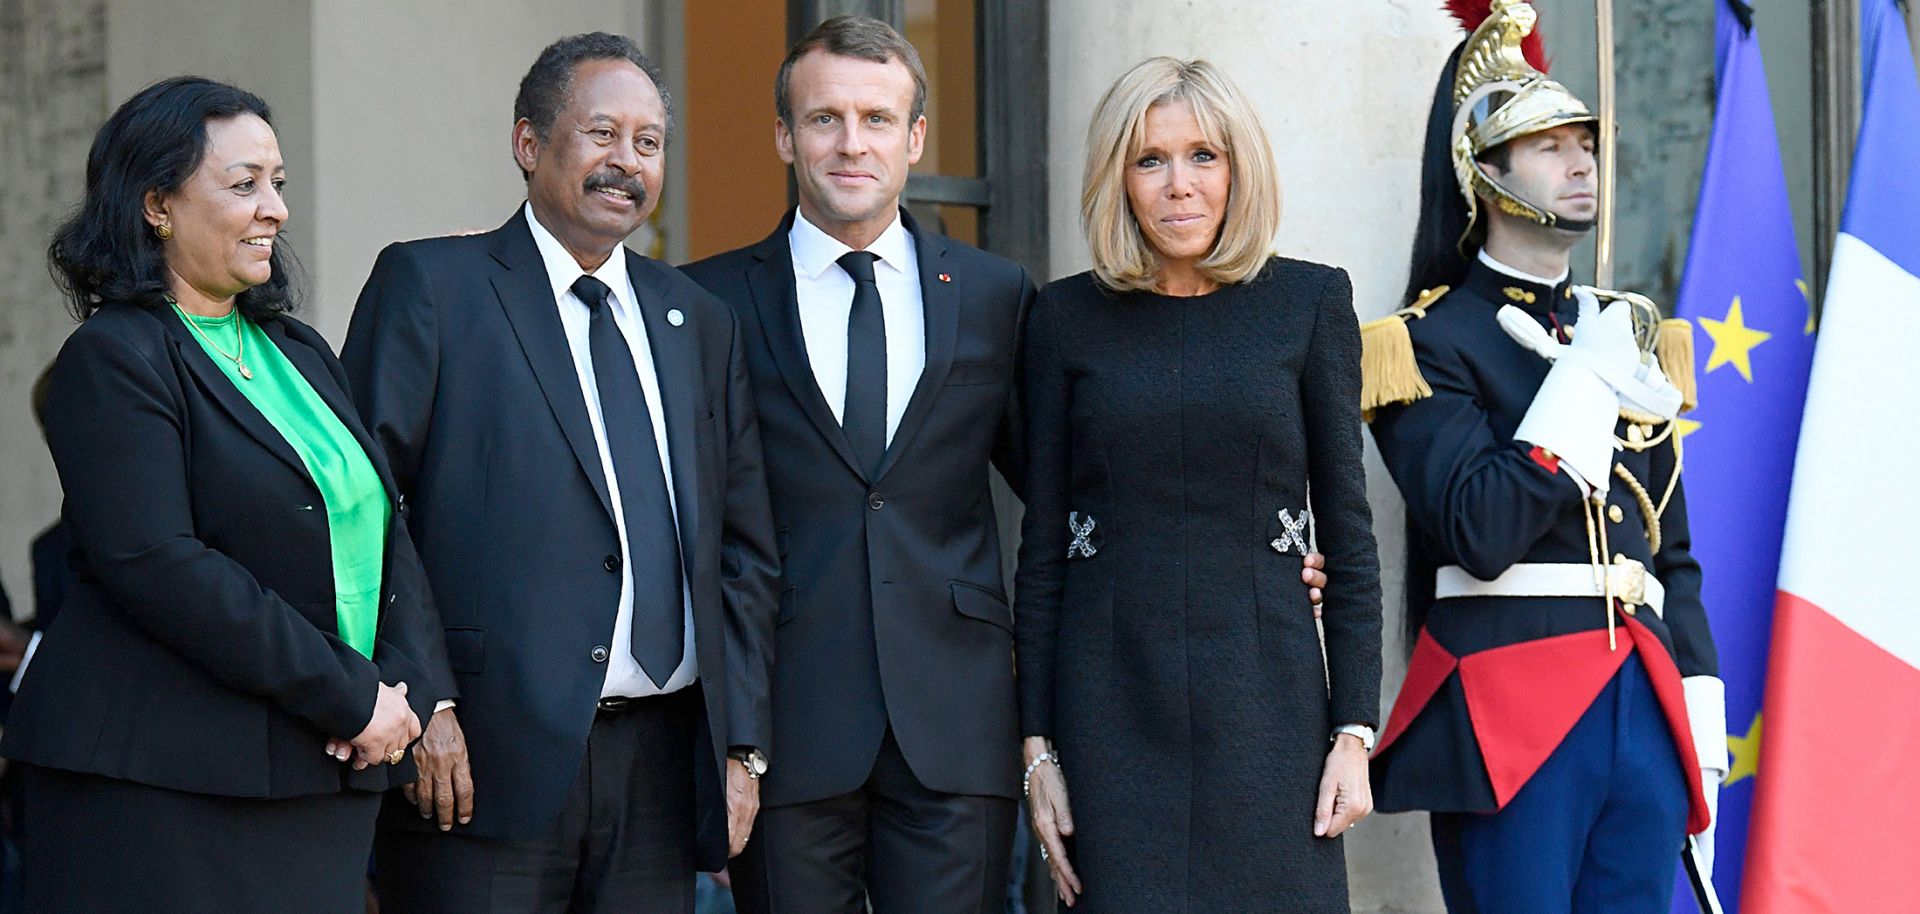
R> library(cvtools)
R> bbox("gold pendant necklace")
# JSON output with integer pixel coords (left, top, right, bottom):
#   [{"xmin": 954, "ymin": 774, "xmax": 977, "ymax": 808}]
[{"xmin": 171, "ymin": 299, "xmax": 253, "ymax": 379}]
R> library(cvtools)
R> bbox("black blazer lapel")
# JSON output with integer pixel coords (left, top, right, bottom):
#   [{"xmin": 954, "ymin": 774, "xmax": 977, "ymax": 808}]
[
  {"xmin": 628, "ymin": 253, "xmax": 702, "ymax": 579},
  {"xmin": 155, "ymin": 308, "xmax": 312, "ymax": 487},
  {"xmin": 486, "ymin": 211, "xmax": 616, "ymax": 521},
  {"xmin": 745, "ymin": 221, "xmax": 869, "ymax": 482},
  {"xmin": 875, "ymin": 209, "xmax": 958, "ymax": 482}
]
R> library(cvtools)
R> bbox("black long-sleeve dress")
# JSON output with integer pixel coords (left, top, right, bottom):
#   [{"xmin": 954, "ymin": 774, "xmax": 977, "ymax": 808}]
[{"xmin": 1014, "ymin": 258, "xmax": 1383, "ymax": 912}]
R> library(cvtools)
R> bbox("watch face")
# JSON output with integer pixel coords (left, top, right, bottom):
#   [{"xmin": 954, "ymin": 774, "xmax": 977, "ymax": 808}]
[{"xmin": 734, "ymin": 750, "xmax": 767, "ymax": 776}]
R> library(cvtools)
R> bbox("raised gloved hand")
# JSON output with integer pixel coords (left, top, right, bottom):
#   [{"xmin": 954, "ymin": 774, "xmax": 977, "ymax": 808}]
[
  {"xmin": 1695, "ymin": 774, "xmax": 1721, "ymax": 877},
  {"xmin": 1499, "ymin": 287, "xmax": 1684, "ymax": 421}
]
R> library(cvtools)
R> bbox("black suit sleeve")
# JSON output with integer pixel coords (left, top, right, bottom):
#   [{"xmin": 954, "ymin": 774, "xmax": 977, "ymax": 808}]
[
  {"xmin": 1367, "ymin": 324, "xmax": 1587, "ymax": 581},
  {"xmin": 341, "ymin": 243, "xmax": 439, "ymax": 498},
  {"xmin": 44, "ymin": 327, "xmax": 381, "ymax": 739},
  {"xmin": 717, "ymin": 307, "xmax": 781, "ymax": 754},
  {"xmin": 990, "ymin": 267, "xmax": 1038, "ymax": 495},
  {"xmin": 340, "ymin": 243, "xmax": 457, "ymax": 710},
  {"xmin": 1013, "ymin": 293, "xmax": 1069, "ymax": 739},
  {"xmin": 1301, "ymin": 270, "xmax": 1384, "ymax": 728},
  {"xmin": 1650, "ymin": 440, "xmax": 1716, "ymax": 679},
  {"xmin": 372, "ymin": 506, "xmax": 456, "ymax": 726}
]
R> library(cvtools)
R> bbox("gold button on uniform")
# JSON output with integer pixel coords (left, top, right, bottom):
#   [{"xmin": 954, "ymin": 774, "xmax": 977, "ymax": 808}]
[{"xmin": 1609, "ymin": 505, "xmax": 1625, "ymax": 523}]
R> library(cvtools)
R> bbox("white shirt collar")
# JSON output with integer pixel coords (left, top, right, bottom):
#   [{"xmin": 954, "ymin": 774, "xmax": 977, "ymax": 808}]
[
  {"xmin": 788, "ymin": 208, "xmax": 914, "ymax": 282},
  {"xmin": 525, "ymin": 201, "xmax": 633, "ymax": 308},
  {"xmin": 1478, "ymin": 248, "xmax": 1569, "ymax": 288}
]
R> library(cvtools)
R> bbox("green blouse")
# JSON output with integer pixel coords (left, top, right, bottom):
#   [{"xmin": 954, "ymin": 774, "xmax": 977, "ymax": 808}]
[{"xmin": 174, "ymin": 305, "xmax": 387, "ymax": 658}]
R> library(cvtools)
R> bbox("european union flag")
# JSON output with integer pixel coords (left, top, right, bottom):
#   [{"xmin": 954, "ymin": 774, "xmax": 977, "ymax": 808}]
[{"xmin": 1668, "ymin": 2, "xmax": 1816, "ymax": 910}]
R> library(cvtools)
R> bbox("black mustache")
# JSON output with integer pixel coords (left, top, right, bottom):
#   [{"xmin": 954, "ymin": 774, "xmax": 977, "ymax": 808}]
[{"xmin": 584, "ymin": 172, "xmax": 646, "ymax": 205}]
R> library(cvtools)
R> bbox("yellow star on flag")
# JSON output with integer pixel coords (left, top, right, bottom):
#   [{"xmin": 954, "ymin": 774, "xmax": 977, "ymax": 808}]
[
  {"xmin": 1674, "ymin": 417, "xmax": 1704, "ymax": 444},
  {"xmin": 1797, "ymin": 279, "xmax": 1816, "ymax": 336},
  {"xmin": 1700, "ymin": 296, "xmax": 1773, "ymax": 382},
  {"xmin": 1725, "ymin": 713, "xmax": 1762, "ymax": 786}
]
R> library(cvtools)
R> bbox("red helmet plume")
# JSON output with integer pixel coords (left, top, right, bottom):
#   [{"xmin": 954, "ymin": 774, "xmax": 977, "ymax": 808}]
[{"xmin": 1444, "ymin": 0, "xmax": 1550, "ymax": 72}]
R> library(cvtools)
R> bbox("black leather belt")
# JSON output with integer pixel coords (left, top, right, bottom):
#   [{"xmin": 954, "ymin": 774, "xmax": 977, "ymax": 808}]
[{"xmin": 597, "ymin": 686, "xmax": 696, "ymax": 715}]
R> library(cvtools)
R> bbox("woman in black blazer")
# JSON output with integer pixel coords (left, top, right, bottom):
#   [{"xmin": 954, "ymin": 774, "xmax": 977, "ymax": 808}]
[
  {"xmin": 1014, "ymin": 59, "xmax": 1383, "ymax": 912},
  {"xmin": 3, "ymin": 77, "xmax": 449, "ymax": 912}
]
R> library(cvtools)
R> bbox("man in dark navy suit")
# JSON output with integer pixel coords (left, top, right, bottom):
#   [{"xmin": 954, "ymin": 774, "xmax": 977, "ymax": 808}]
[
  {"xmin": 342, "ymin": 33, "xmax": 780, "ymax": 914},
  {"xmin": 682, "ymin": 19, "xmax": 1031, "ymax": 913}
]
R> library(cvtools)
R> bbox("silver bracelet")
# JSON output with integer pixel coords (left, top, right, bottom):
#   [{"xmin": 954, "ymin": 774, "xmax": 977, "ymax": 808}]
[{"xmin": 1022, "ymin": 751, "xmax": 1060, "ymax": 799}]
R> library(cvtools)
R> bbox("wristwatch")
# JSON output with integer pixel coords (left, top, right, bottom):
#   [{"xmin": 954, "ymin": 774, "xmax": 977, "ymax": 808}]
[
  {"xmin": 1330, "ymin": 724, "xmax": 1377, "ymax": 752},
  {"xmin": 729, "ymin": 747, "xmax": 770, "ymax": 780}
]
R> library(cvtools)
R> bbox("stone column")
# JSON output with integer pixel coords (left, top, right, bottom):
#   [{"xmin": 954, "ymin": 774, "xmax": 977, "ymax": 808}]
[{"xmin": 0, "ymin": 0, "xmax": 107, "ymax": 611}]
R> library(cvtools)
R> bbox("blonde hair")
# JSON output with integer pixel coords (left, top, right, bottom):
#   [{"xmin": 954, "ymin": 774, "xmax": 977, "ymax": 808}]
[{"xmin": 1080, "ymin": 57, "xmax": 1282, "ymax": 292}]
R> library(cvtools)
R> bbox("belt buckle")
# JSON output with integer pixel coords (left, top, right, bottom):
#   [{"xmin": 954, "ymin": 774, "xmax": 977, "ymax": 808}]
[{"xmin": 1609, "ymin": 558, "xmax": 1648, "ymax": 607}]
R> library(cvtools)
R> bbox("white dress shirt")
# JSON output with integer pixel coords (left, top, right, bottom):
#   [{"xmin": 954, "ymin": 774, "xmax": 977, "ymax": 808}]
[
  {"xmin": 526, "ymin": 202, "xmax": 696, "ymax": 698},
  {"xmin": 788, "ymin": 208, "xmax": 926, "ymax": 444}
]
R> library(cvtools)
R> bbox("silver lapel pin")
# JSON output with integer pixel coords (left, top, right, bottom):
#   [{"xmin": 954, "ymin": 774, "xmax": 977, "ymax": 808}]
[{"xmin": 666, "ymin": 308, "xmax": 685, "ymax": 327}]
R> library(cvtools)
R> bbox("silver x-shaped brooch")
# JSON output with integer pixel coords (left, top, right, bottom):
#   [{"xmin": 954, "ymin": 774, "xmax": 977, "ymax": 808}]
[
  {"xmin": 1270, "ymin": 508, "xmax": 1312, "ymax": 556},
  {"xmin": 1067, "ymin": 512, "xmax": 1098, "ymax": 559}
]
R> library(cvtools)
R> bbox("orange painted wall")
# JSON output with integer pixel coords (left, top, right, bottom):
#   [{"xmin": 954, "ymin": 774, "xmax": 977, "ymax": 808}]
[{"xmin": 684, "ymin": 3, "xmax": 791, "ymax": 260}]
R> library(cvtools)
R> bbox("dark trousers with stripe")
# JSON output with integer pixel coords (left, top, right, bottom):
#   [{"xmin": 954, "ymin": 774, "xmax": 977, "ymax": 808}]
[{"xmin": 1430, "ymin": 653, "xmax": 1690, "ymax": 914}]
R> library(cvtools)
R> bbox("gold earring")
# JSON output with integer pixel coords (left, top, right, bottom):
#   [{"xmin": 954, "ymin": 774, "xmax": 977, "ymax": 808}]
[{"xmin": 155, "ymin": 223, "xmax": 173, "ymax": 240}]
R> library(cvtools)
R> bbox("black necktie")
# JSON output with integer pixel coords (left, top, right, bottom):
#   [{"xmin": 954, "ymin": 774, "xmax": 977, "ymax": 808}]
[
  {"xmin": 573, "ymin": 275, "xmax": 684, "ymax": 688},
  {"xmin": 837, "ymin": 251, "xmax": 887, "ymax": 477}
]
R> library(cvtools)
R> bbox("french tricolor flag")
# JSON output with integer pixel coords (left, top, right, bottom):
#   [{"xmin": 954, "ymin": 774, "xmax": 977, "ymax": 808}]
[{"xmin": 1742, "ymin": 1, "xmax": 1920, "ymax": 911}]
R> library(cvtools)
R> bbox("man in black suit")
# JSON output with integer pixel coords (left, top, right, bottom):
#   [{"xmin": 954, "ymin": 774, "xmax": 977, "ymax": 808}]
[
  {"xmin": 683, "ymin": 17, "xmax": 1329, "ymax": 913},
  {"xmin": 341, "ymin": 33, "xmax": 780, "ymax": 914}
]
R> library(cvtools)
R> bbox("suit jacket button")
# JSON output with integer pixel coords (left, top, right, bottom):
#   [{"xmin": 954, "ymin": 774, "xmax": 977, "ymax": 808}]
[
  {"xmin": 868, "ymin": 494, "xmax": 884, "ymax": 511},
  {"xmin": 604, "ymin": 554, "xmax": 621, "ymax": 573},
  {"xmin": 591, "ymin": 645, "xmax": 610, "ymax": 663}
]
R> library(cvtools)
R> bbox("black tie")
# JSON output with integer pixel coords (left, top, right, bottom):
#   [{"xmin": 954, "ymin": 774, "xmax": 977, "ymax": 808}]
[
  {"xmin": 573, "ymin": 275, "xmax": 684, "ymax": 688},
  {"xmin": 837, "ymin": 250, "xmax": 887, "ymax": 477}
]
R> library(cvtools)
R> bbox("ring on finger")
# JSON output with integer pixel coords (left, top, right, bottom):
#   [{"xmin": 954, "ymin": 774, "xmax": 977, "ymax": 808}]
[{"xmin": 386, "ymin": 748, "xmax": 407, "ymax": 765}]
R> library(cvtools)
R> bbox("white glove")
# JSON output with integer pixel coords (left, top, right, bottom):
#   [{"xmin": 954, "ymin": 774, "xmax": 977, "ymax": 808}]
[
  {"xmin": 1695, "ymin": 774, "xmax": 1720, "ymax": 878},
  {"xmin": 1511, "ymin": 359, "xmax": 1618, "ymax": 496},
  {"xmin": 1498, "ymin": 288, "xmax": 1684, "ymax": 421},
  {"xmin": 1697, "ymin": 775, "xmax": 1728, "ymax": 875}
]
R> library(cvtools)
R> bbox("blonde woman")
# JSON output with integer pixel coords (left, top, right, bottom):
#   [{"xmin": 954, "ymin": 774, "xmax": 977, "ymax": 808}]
[{"xmin": 1014, "ymin": 58, "xmax": 1382, "ymax": 911}]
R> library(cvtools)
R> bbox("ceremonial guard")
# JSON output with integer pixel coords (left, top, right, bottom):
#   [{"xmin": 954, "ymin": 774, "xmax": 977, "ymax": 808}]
[{"xmin": 1364, "ymin": 2, "xmax": 1727, "ymax": 911}]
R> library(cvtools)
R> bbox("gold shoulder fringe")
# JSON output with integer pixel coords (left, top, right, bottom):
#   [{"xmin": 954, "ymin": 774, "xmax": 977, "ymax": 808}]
[
  {"xmin": 1656, "ymin": 318, "xmax": 1698, "ymax": 414},
  {"xmin": 1360, "ymin": 286, "xmax": 1447, "ymax": 422}
]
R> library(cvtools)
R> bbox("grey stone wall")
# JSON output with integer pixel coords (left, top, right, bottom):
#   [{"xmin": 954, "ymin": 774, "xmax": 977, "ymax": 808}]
[{"xmin": 0, "ymin": 0, "xmax": 105, "ymax": 615}]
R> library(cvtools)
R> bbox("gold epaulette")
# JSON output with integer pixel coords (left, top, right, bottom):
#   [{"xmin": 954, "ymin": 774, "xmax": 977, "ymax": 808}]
[
  {"xmin": 1360, "ymin": 285, "xmax": 1447, "ymax": 422},
  {"xmin": 1656, "ymin": 317, "xmax": 1698, "ymax": 413}
]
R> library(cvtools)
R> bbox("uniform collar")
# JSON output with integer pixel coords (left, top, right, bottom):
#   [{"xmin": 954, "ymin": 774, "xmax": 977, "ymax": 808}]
[
  {"xmin": 1468, "ymin": 249, "xmax": 1574, "ymax": 315},
  {"xmin": 524, "ymin": 201, "xmax": 632, "ymax": 308},
  {"xmin": 788, "ymin": 207, "xmax": 914, "ymax": 282}
]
